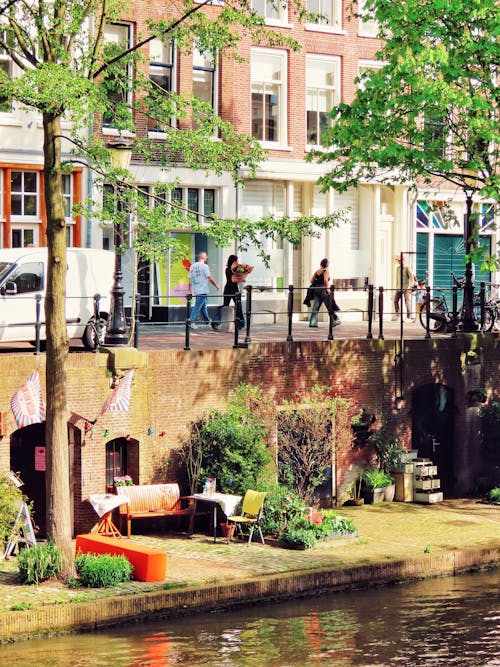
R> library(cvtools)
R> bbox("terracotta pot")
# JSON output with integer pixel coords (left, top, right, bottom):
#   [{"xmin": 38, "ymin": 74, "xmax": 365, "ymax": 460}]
[
  {"xmin": 383, "ymin": 483, "xmax": 396, "ymax": 502},
  {"xmin": 220, "ymin": 522, "xmax": 235, "ymax": 539}
]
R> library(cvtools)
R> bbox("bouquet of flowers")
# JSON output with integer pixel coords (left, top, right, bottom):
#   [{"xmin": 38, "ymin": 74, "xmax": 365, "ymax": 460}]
[
  {"xmin": 113, "ymin": 475, "xmax": 134, "ymax": 487},
  {"xmin": 231, "ymin": 262, "xmax": 254, "ymax": 277}
]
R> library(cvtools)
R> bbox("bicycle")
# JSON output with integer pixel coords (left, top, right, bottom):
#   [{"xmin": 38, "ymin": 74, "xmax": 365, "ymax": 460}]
[{"xmin": 418, "ymin": 281, "xmax": 495, "ymax": 333}]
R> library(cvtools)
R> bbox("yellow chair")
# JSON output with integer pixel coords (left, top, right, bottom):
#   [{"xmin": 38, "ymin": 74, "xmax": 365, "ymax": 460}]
[{"xmin": 228, "ymin": 490, "xmax": 267, "ymax": 545}]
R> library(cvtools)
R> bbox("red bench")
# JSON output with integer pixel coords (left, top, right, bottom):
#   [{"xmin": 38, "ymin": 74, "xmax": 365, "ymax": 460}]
[{"xmin": 75, "ymin": 534, "xmax": 167, "ymax": 582}]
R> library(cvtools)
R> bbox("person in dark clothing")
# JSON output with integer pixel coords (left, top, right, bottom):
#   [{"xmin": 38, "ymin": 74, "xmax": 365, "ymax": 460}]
[
  {"xmin": 309, "ymin": 258, "xmax": 341, "ymax": 328},
  {"xmin": 218, "ymin": 254, "xmax": 247, "ymax": 329}
]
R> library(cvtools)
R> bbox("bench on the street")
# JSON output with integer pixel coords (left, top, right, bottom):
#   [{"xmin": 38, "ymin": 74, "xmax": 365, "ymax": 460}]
[
  {"xmin": 116, "ymin": 483, "xmax": 194, "ymax": 538},
  {"xmin": 75, "ymin": 533, "xmax": 167, "ymax": 582}
]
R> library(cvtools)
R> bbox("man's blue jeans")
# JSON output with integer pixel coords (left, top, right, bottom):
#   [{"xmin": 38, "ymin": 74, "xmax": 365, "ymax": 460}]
[{"xmin": 190, "ymin": 294, "xmax": 210, "ymax": 323}]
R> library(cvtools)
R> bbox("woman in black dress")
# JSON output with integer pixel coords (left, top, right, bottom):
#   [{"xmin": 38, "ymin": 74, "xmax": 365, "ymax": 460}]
[{"xmin": 220, "ymin": 254, "xmax": 247, "ymax": 329}]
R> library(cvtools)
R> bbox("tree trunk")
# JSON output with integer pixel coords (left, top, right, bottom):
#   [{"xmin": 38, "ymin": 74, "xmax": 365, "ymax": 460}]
[{"xmin": 43, "ymin": 113, "xmax": 74, "ymax": 576}]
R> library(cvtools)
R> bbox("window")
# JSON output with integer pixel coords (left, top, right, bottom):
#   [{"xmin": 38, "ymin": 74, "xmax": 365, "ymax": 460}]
[
  {"xmin": 251, "ymin": 48, "xmax": 287, "ymax": 145},
  {"xmin": 307, "ymin": 0, "xmax": 342, "ymax": 30},
  {"xmin": 8, "ymin": 261, "xmax": 44, "ymax": 293},
  {"xmin": 148, "ymin": 38, "xmax": 174, "ymax": 132},
  {"xmin": 253, "ymin": 0, "xmax": 288, "ymax": 23},
  {"xmin": 0, "ymin": 29, "xmax": 13, "ymax": 113},
  {"xmin": 102, "ymin": 23, "xmax": 133, "ymax": 129},
  {"xmin": 12, "ymin": 228, "xmax": 34, "ymax": 247},
  {"xmin": 357, "ymin": 60, "xmax": 383, "ymax": 89},
  {"xmin": 357, "ymin": 0, "xmax": 378, "ymax": 37},
  {"xmin": 423, "ymin": 109, "xmax": 448, "ymax": 159},
  {"xmin": 105, "ymin": 438, "xmax": 127, "ymax": 493},
  {"xmin": 11, "ymin": 171, "xmax": 38, "ymax": 218},
  {"xmin": 306, "ymin": 55, "xmax": 340, "ymax": 146},
  {"xmin": 193, "ymin": 48, "xmax": 216, "ymax": 109},
  {"xmin": 62, "ymin": 173, "xmax": 72, "ymax": 218}
]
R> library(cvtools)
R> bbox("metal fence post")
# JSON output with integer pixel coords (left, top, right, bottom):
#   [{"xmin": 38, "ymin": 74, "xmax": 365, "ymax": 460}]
[
  {"xmin": 184, "ymin": 294, "xmax": 192, "ymax": 351},
  {"xmin": 452, "ymin": 284, "xmax": 458, "ymax": 338},
  {"xmin": 134, "ymin": 294, "xmax": 141, "ymax": 349},
  {"xmin": 34, "ymin": 294, "xmax": 42, "ymax": 355},
  {"xmin": 93, "ymin": 293, "xmax": 101, "ymax": 352},
  {"xmin": 244, "ymin": 285, "xmax": 252, "ymax": 344},
  {"xmin": 378, "ymin": 287, "xmax": 384, "ymax": 340},
  {"xmin": 479, "ymin": 281, "xmax": 486, "ymax": 331},
  {"xmin": 287, "ymin": 284, "xmax": 294, "ymax": 342},
  {"xmin": 367, "ymin": 284, "xmax": 374, "ymax": 339},
  {"xmin": 424, "ymin": 285, "xmax": 431, "ymax": 339}
]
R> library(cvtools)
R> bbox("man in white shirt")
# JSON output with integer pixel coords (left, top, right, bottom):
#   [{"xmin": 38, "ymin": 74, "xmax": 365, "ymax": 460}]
[{"xmin": 188, "ymin": 251, "xmax": 220, "ymax": 329}]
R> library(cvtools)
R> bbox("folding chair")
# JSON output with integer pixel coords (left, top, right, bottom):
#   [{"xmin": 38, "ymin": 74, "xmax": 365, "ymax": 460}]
[{"xmin": 227, "ymin": 490, "xmax": 266, "ymax": 545}]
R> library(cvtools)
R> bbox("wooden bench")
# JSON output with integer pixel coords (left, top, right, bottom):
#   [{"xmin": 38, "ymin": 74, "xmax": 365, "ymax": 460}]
[
  {"xmin": 75, "ymin": 534, "xmax": 167, "ymax": 582},
  {"xmin": 116, "ymin": 483, "xmax": 194, "ymax": 539}
]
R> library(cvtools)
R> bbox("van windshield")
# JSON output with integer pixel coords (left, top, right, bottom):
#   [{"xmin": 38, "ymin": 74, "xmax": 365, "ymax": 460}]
[{"xmin": 0, "ymin": 262, "xmax": 14, "ymax": 285}]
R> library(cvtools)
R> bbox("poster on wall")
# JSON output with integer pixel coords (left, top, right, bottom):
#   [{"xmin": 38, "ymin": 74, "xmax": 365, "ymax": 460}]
[
  {"xmin": 34, "ymin": 446, "xmax": 46, "ymax": 472},
  {"xmin": 155, "ymin": 233, "xmax": 192, "ymax": 306}
]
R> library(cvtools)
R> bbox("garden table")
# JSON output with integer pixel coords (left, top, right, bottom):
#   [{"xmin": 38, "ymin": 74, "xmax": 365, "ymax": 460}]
[{"xmin": 188, "ymin": 492, "xmax": 242, "ymax": 542}]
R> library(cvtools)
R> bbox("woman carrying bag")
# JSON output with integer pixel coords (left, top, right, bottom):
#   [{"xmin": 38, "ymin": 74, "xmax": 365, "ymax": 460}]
[{"xmin": 308, "ymin": 258, "xmax": 341, "ymax": 328}]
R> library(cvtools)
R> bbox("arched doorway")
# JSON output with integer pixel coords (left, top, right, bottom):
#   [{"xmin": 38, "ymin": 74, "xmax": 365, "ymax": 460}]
[
  {"xmin": 10, "ymin": 423, "xmax": 46, "ymax": 536},
  {"xmin": 411, "ymin": 384, "xmax": 455, "ymax": 494}
]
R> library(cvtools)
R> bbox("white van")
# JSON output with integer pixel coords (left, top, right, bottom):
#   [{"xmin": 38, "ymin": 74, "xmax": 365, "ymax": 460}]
[{"xmin": 0, "ymin": 247, "xmax": 115, "ymax": 349}]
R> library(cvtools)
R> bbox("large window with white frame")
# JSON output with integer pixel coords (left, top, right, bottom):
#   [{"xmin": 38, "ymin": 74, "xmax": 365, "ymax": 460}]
[
  {"xmin": 192, "ymin": 46, "xmax": 217, "ymax": 129},
  {"xmin": 11, "ymin": 170, "xmax": 38, "ymax": 218},
  {"xmin": 357, "ymin": 0, "xmax": 379, "ymax": 37},
  {"xmin": 253, "ymin": 0, "xmax": 288, "ymax": 24},
  {"xmin": 148, "ymin": 38, "xmax": 175, "ymax": 132},
  {"xmin": 102, "ymin": 23, "xmax": 133, "ymax": 129},
  {"xmin": 306, "ymin": 0, "xmax": 342, "ymax": 31},
  {"xmin": 251, "ymin": 48, "xmax": 287, "ymax": 146},
  {"xmin": 0, "ymin": 29, "xmax": 13, "ymax": 113},
  {"xmin": 306, "ymin": 55, "xmax": 340, "ymax": 146}
]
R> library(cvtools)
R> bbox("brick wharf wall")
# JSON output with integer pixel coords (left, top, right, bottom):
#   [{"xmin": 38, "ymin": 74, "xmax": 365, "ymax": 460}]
[{"xmin": 0, "ymin": 335, "xmax": 498, "ymax": 534}]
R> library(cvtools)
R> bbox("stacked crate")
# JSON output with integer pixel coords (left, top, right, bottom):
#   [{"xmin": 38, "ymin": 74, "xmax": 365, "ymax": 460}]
[{"xmin": 413, "ymin": 459, "xmax": 443, "ymax": 503}]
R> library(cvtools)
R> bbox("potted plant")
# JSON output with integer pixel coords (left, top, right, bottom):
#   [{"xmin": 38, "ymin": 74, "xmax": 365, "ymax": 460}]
[{"xmin": 362, "ymin": 469, "xmax": 394, "ymax": 504}]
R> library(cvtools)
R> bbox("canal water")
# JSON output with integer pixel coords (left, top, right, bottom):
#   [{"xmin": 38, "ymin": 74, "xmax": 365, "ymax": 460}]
[{"xmin": 1, "ymin": 569, "xmax": 498, "ymax": 666}]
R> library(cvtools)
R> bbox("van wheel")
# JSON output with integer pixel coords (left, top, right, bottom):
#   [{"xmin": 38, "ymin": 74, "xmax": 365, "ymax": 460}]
[{"xmin": 82, "ymin": 314, "xmax": 108, "ymax": 351}]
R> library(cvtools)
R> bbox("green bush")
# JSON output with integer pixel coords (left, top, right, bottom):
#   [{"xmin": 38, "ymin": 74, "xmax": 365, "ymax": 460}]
[
  {"xmin": 278, "ymin": 510, "xmax": 357, "ymax": 549},
  {"xmin": 487, "ymin": 487, "xmax": 500, "ymax": 504},
  {"xmin": 17, "ymin": 541, "xmax": 65, "ymax": 585},
  {"xmin": 0, "ymin": 473, "xmax": 27, "ymax": 549},
  {"xmin": 259, "ymin": 483, "xmax": 305, "ymax": 536},
  {"xmin": 75, "ymin": 552, "xmax": 133, "ymax": 587},
  {"xmin": 186, "ymin": 385, "xmax": 274, "ymax": 495},
  {"xmin": 363, "ymin": 469, "xmax": 393, "ymax": 489}
]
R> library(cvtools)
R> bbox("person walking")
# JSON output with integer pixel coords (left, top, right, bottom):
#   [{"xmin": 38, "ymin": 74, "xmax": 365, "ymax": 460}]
[
  {"xmin": 218, "ymin": 254, "xmax": 247, "ymax": 329},
  {"xmin": 188, "ymin": 251, "xmax": 220, "ymax": 330},
  {"xmin": 308, "ymin": 258, "xmax": 340, "ymax": 328},
  {"xmin": 394, "ymin": 254, "xmax": 415, "ymax": 322}
]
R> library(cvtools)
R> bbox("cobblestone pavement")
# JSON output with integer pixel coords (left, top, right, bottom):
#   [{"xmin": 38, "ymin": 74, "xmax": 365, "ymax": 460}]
[{"xmin": 0, "ymin": 499, "xmax": 498, "ymax": 613}]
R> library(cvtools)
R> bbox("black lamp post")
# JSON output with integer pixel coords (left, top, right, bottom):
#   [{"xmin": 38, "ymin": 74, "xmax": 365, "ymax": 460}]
[
  {"xmin": 105, "ymin": 137, "xmax": 133, "ymax": 347},
  {"xmin": 459, "ymin": 172, "xmax": 479, "ymax": 333}
]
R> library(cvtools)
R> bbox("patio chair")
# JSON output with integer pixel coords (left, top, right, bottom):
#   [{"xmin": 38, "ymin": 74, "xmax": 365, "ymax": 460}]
[{"xmin": 227, "ymin": 489, "xmax": 267, "ymax": 545}]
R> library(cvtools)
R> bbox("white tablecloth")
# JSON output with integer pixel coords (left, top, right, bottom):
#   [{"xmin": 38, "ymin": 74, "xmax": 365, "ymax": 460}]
[
  {"xmin": 88, "ymin": 493, "xmax": 130, "ymax": 518},
  {"xmin": 191, "ymin": 492, "xmax": 242, "ymax": 517}
]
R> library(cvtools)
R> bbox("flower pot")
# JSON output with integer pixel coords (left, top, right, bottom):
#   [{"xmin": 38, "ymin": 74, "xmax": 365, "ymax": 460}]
[
  {"xmin": 383, "ymin": 483, "xmax": 395, "ymax": 502},
  {"xmin": 362, "ymin": 488, "xmax": 385, "ymax": 504},
  {"xmin": 219, "ymin": 522, "xmax": 235, "ymax": 540}
]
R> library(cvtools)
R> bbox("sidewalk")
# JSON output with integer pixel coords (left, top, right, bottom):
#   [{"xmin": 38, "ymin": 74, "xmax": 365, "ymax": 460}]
[{"xmin": 0, "ymin": 499, "xmax": 498, "ymax": 641}]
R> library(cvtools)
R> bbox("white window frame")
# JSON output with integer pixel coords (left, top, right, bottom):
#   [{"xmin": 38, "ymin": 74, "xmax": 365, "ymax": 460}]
[
  {"xmin": 10, "ymin": 170, "xmax": 39, "ymax": 221},
  {"xmin": 251, "ymin": 47, "xmax": 288, "ymax": 148},
  {"xmin": 306, "ymin": 54, "xmax": 340, "ymax": 148},
  {"xmin": 306, "ymin": 0, "xmax": 344, "ymax": 34},
  {"xmin": 252, "ymin": 0, "xmax": 290, "ymax": 26},
  {"xmin": 357, "ymin": 0, "xmax": 379, "ymax": 37},
  {"xmin": 148, "ymin": 38, "xmax": 176, "ymax": 134},
  {"xmin": 102, "ymin": 23, "xmax": 133, "ymax": 132},
  {"xmin": 357, "ymin": 59, "xmax": 383, "ymax": 89},
  {"xmin": 192, "ymin": 46, "xmax": 218, "ymax": 114}
]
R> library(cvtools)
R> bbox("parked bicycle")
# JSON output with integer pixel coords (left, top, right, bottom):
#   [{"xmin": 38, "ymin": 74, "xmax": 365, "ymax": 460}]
[{"xmin": 418, "ymin": 274, "xmax": 495, "ymax": 333}]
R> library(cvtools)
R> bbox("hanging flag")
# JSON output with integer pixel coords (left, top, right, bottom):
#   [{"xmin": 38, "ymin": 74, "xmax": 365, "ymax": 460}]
[
  {"xmin": 10, "ymin": 370, "xmax": 46, "ymax": 428},
  {"xmin": 102, "ymin": 369, "xmax": 134, "ymax": 414}
]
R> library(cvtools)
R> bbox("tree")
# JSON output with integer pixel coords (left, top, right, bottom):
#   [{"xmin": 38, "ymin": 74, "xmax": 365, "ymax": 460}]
[
  {"xmin": 0, "ymin": 0, "xmax": 346, "ymax": 571},
  {"xmin": 310, "ymin": 0, "xmax": 500, "ymax": 267}
]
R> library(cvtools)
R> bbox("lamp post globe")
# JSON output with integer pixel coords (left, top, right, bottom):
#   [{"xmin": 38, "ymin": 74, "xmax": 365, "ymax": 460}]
[{"xmin": 105, "ymin": 138, "xmax": 133, "ymax": 347}]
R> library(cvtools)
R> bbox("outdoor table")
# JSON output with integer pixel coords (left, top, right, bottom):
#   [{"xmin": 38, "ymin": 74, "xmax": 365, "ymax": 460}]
[
  {"xmin": 88, "ymin": 493, "xmax": 130, "ymax": 538},
  {"xmin": 188, "ymin": 492, "xmax": 242, "ymax": 543}
]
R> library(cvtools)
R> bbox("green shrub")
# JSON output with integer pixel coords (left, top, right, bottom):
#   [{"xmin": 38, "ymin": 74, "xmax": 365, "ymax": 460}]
[
  {"xmin": 17, "ymin": 541, "xmax": 65, "ymax": 585},
  {"xmin": 259, "ymin": 483, "xmax": 305, "ymax": 536},
  {"xmin": 487, "ymin": 487, "xmax": 500, "ymax": 504},
  {"xmin": 363, "ymin": 469, "xmax": 393, "ymax": 489},
  {"xmin": 278, "ymin": 510, "xmax": 357, "ymax": 549},
  {"xmin": 75, "ymin": 552, "xmax": 133, "ymax": 587},
  {"xmin": 0, "ymin": 473, "xmax": 28, "ymax": 549},
  {"xmin": 185, "ymin": 385, "xmax": 274, "ymax": 495}
]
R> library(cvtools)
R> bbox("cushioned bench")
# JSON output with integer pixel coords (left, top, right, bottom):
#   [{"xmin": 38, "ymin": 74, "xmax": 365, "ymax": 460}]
[
  {"xmin": 116, "ymin": 483, "xmax": 194, "ymax": 539},
  {"xmin": 75, "ymin": 534, "xmax": 167, "ymax": 582}
]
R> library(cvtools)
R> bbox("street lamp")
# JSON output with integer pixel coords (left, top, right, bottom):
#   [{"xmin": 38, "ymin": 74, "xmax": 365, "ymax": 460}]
[
  {"xmin": 459, "ymin": 169, "xmax": 479, "ymax": 333},
  {"xmin": 105, "ymin": 137, "xmax": 133, "ymax": 347}
]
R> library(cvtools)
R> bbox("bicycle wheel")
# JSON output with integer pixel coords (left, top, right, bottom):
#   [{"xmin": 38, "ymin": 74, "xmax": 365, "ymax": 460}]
[
  {"xmin": 418, "ymin": 301, "xmax": 447, "ymax": 333},
  {"xmin": 481, "ymin": 307, "xmax": 495, "ymax": 332}
]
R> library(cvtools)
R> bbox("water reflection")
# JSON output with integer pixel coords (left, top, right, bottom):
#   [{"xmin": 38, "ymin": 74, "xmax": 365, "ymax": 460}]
[{"xmin": 1, "ymin": 570, "xmax": 498, "ymax": 666}]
